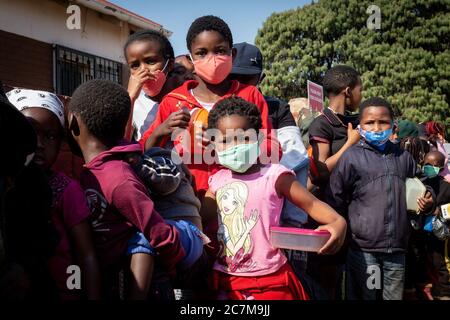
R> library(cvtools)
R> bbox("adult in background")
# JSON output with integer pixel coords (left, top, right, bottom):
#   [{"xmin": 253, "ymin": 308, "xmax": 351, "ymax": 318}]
[{"xmin": 306, "ymin": 65, "xmax": 363, "ymax": 300}]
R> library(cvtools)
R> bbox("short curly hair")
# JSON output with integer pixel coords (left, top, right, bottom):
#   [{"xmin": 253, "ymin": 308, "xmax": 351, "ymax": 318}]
[
  {"xmin": 69, "ymin": 80, "xmax": 131, "ymax": 142},
  {"xmin": 400, "ymin": 136, "xmax": 431, "ymax": 165},
  {"xmin": 323, "ymin": 65, "xmax": 360, "ymax": 96},
  {"xmin": 186, "ymin": 15, "xmax": 233, "ymax": 52},
  {"xmin": 208, "ymin": 97, "xmax": 262, "ymax": 132},
  {"xmin": 359, "ymin": 97, "xmax": 394, "ymax": 120}
]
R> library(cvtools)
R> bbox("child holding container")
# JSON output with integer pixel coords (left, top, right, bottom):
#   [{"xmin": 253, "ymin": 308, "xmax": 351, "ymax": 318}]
[
  {"xmin": 201, "ymin": 97, "xmax": 346, "ymax": 300},
  {"xmin": 326, "ymin": 97, "xmax": 433, "ymax": 300}
]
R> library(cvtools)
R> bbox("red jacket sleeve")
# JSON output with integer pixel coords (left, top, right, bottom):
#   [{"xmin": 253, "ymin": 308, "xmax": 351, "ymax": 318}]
[
  {"xmin": 251, "ymin": 87, "xmax": 272, "ymax": 131},
  {"xmin": 112, "ymin": 178, "xmax": 185, "ymax": 268},
  {"xmin": 139, "ymin": 98, "xmax": 174, "ymax": 149},
  {"xmin": 251, "ymin": 88, "xmax": 282, "ymax": 161}
]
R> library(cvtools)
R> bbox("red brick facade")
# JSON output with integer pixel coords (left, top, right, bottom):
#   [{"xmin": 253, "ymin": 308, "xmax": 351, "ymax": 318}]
[{"xmin": 0, "ymin": 29, "xmax": 53, "ymax": 91}]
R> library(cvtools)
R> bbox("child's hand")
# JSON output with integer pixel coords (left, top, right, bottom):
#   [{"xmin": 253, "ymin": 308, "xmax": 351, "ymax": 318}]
[
  {"xmin": 246, "ymin": 210, "xmax": 259, "ymax": 232},
  {"xmin": 127, "ymin": 68, "xmax": 154, "ymax": 102},
  {"xmin": 418, "ymin": 191, "xmax": 433, "ymax": 213},
  {"xmin": 345, "ymin": 123, "xmax": 360, "ymax": 146},
  {"xmin": 157, "ymin": 108, "xmax": 191, "ymax": 136},
  {"xmin": 193, "ymin": 125, "xmax": 210, "ymax": 152},
  {"xmin": 316, "ymin": 216, "xmax": 347, "ymax": 255}
]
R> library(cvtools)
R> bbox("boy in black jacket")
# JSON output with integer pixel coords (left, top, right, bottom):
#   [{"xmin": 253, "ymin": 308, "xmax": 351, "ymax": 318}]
[{"xmin": 326, "ymin": 97, "xmax": 433, "ymax": 300}]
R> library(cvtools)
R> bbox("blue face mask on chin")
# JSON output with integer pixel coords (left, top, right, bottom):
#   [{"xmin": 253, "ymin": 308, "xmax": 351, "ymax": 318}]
[{"xmin": 358, "ymin": 125, "xmax": 393, "ymax": 151}]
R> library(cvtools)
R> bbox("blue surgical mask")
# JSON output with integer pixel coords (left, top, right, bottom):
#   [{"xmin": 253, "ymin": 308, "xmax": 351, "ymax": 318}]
[
  {"xmin": 217, "ymin": 142, "xmax": 260, "ymax": 173},
  {"xmin": 358, "ymin": 125, "xmax": 393, "ymax": 151}
]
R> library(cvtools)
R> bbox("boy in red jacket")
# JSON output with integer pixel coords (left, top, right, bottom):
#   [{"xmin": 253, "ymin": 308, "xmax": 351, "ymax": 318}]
[{"xmin": 140, "ymin": 15, "xmax": 279, "ymax": 199}]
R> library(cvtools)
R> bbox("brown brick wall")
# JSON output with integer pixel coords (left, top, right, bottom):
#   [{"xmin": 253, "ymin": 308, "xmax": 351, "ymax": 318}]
[{"xmin": 0, "ymin": 29, "xmax": 53, "ymax": 91}]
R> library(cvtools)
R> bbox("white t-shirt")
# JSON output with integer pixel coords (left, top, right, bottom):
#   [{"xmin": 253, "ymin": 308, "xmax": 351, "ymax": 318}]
[
  {"xmin": 190, "ymin": 89, "xmax": 215, "ymax": 112},
  {"xmin": 132, "ymin": 91, "xmax": 159, "ymax": 141}
]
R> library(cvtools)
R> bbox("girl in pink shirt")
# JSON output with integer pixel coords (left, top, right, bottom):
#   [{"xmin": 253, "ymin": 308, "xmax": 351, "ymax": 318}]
[{"xmin": 201, "ymin": 97, "xmax": 347, "ymax": 300}]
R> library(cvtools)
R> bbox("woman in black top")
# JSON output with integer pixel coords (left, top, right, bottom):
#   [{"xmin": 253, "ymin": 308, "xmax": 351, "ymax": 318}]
[
  {"xmin": 308, "ymin": 65, "xmax": 363, "ymax": 193},
  {"xmin": 306, "ymin": 65, "xmax": 362, "ymax": 300}
]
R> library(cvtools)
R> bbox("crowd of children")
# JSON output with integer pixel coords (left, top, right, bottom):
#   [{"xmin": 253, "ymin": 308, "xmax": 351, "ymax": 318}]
[{"xmin": 0, "ymin": 15, "xmax": 449, "ymax": 301}]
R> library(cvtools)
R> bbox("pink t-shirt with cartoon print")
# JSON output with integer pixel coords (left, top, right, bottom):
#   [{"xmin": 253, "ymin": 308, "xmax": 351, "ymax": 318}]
[{"xmin": 208, "ymin": 163, "xmax": 293, "ymax": 277}]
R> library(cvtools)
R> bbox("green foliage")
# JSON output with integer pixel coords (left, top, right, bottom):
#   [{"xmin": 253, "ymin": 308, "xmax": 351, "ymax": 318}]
[{"xmin": 255, "ymin": 0, "xmax": 450, "ymax": 134}]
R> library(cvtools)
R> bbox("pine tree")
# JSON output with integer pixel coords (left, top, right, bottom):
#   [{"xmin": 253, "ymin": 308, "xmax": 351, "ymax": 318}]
[{"xmin": 255, "ymin": 0, "xmax": 450, "ymax": 133}]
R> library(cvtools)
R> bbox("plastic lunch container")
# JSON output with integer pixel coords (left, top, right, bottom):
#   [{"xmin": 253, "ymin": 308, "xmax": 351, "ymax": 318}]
[
  {"xmin": 270, "ymin": 226, "xmax": 331, "ymax": 252},
  {"xmin": 405, "ymin": 177, "xmax": 426, "ymax": 214}
]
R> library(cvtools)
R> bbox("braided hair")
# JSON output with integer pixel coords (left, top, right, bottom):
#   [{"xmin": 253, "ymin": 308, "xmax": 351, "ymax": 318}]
[{"xmin": 400, "ymin": 136, "xmax": 431, "ymax": 166}]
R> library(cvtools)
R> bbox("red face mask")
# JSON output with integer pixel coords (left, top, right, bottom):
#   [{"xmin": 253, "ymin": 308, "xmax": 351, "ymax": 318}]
[
  {"xmin": 142, "ymin": 59, "xmax": 169, "ymax": 97},
  {"xmin": 192, "ymin": 54, "xmax": 232, "ymax": 84}
]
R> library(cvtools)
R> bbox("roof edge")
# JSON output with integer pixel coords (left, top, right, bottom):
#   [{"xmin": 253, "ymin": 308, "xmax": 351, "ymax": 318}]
[{"xmin": 75, "ymin": 0, "xmax": 172, "ymax": 37}]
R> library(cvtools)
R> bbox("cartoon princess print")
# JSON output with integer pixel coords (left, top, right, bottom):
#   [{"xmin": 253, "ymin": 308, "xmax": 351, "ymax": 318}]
[{"xmin": 216, "ymin": 181, "xmax": 259, "ymax": 272}]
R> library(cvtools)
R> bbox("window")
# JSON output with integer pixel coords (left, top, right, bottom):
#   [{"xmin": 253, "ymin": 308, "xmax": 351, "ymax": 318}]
[{"xmin": 53, "ymin": 45, "xmax": 122, "ymax": 96}]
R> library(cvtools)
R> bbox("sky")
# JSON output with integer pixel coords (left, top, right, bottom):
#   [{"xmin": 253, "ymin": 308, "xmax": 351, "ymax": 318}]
[{"xmin": 110, "ymin": 0, "xmax": 310, "ymax": 56}]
